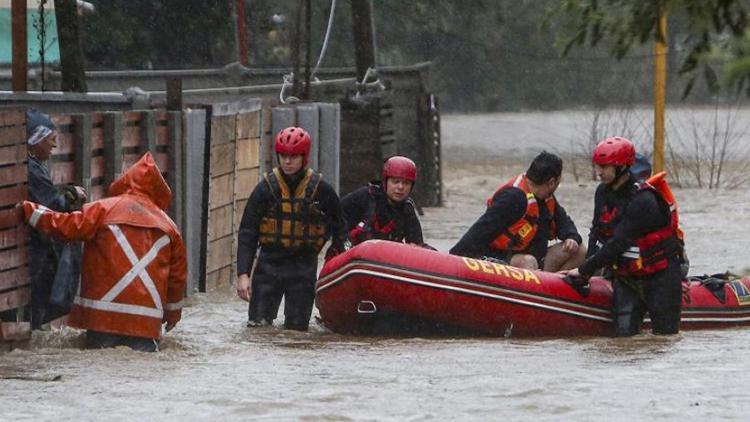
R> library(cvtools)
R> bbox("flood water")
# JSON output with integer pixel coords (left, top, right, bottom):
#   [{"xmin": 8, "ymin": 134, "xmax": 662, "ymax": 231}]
[{"xmin": 3, "ymin": 110, "xmax": 750, "ymax": 420}]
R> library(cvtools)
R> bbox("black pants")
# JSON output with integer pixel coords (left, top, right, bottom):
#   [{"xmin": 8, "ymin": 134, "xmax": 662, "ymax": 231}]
[
  {"xmin": 248, "ymin": 253, "xmax": 318, "ymax": 331},
  {"xmin": 85, "ymin": 330, "xmax": 158, "ymax": 352},
  {"xmin": 612, "ymin": 259, "xmax": 682, "ymax": 336}
]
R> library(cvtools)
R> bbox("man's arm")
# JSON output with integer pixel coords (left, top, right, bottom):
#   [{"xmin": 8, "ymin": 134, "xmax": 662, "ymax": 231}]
[
  {"xmin": 404, "ymin": 200, "xmax": 425, "ymax": 245},
  {"xmin": 579, "ymin": 190, "xmax": 667, "ymax": 276},
  {"xmin": 164, "ymin": 232, "xmax": 187, "ymax": 331},
  {"xmin": 235, "ymin": 184, "xmax": 268, "ymax": 301},
  {"xmin": 22, "ymin": 200, "xmax": 107, "ymax": 241},
  {"xmin": 553, "ymin": 200, "xmax": 583, "ymax": 245},
  {"xmin": 586, "ymin": 185, "xmax": 606, "ymax": 258},
  {"xmin": 319, "ymin": 181, "xmax": 348, "ymax": 252},
  {"xmin": 236, "ymin": 184, "xmax": 268, "ymax": 276},
  {"xmin": 449, "ymin": 188, "xmax": 527, "ymax": 257},
  {"xmin": 340, "ymin": 186, "xmax": 368, "ymax": 233}
]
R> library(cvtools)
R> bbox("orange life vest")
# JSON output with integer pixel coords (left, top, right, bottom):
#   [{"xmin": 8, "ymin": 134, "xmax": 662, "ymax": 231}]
[
  {"xmin": 487, "ymin": 173, "xmax": 557, "ymax": 252},
  {"xmin": 615, "ymin": 172, "xmax": 684, "ymax": 277}
]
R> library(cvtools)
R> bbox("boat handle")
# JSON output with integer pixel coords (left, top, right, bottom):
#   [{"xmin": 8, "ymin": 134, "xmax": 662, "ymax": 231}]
[{"xmin": 357, "ymin": 300, "xmax": 377, "ymax": 314}]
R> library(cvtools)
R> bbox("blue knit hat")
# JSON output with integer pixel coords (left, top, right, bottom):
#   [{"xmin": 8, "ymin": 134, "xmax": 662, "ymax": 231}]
[{"xmin": 26, "ymin": 109, "xmax": 56, "ymax": 145}]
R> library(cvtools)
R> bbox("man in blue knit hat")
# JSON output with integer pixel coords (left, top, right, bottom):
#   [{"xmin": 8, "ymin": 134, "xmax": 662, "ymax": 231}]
[{"xmin": 26, "ymin": 109, "xmax": 87, "ymax": 329}]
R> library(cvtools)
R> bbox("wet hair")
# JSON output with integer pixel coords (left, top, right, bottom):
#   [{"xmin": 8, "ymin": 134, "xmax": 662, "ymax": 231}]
[{"xmin": 526, "ymin": 151, "xmax": 563, "ymax": 184}]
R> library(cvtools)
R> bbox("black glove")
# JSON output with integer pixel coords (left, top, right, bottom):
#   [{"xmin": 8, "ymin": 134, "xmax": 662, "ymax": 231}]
[
  {"xmin": 680, "ymin": 250, "xmax": 690, "ymax": 278},
  {"xmin": 58, "ymin": 185, "xmax": 84, "ymax": 210},
  {"xmin": 324, "ymin": 240, "xmax": 350, "ymax": 262},
  {"xmin": 562, "ymin": 274, "xmax": 590, "ymax": 297}
]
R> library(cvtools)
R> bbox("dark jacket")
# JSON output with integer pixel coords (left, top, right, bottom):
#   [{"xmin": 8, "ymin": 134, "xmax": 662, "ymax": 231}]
[
  {"xmin": 236, "ymin": 168, "xmax": 346, "ymax": 275},
  {"xmin": 28, "ymin": 155, "xmax": 81, "ymax": 320},
  {"xmin": 450, "ymin": 186, "xmax": 582, "ymax": 260},
  {"xmin": 579, "ymin": 187, "xmax": 673, "ymax": 277},
  {"xmin": 28, "ymin": 156, "xmax": 69, "ymax": 212},
  {"xmin": 586, "ymin": 176, "xmax": 639, "ymax": 258},
  {"xmin": 341, "ymin": 183, "xmax": 424, "ymax": 245}
]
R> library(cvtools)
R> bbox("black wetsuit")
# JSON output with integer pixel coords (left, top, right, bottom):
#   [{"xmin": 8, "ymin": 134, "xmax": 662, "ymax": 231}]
[
  {"xmin": 587, "ymin": 176, "xmax": 638, "ymax": 258},
  {"xmin": 236, "ymin": 168, "xmax": 346, "ymax": 331},
  {"xmin": 579, "ymin": 186, "xmax": 682, "ymax": 336},
  {"xmin": 449, "ymin": 187, "xmax": 582, "ymax": 263},
  {"xmin": 341, "ymin": 183, "xmax": 423, "ymax": 245}
]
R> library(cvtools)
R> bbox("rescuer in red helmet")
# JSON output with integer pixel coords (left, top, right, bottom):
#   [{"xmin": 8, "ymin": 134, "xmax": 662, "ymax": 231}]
[
  {"xmin": 450, "ymin": 151, "xmax": 586, "ymax": 272},
  {"xmin": 235, "ymin": 126, "xmax": 347, "ymax": 331},
  {"xmin": 341, "ymin": 156, "xmax": 426, "ymax": 247},
  {"xmin": 565, "ymin": 136, "xmax": 685, "ymax": 336},
  {"xmin": 585, "ymin": 136, "xmax": 639, "ymax": 258}
]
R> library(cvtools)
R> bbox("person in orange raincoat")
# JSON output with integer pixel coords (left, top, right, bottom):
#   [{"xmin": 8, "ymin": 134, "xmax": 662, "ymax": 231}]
[{"xmin": 19, "ymin": 152, "xmax": 187, "ymax": 352}]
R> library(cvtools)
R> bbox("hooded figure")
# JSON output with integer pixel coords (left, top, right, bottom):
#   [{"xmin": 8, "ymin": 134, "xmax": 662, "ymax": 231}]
[{"xmin": 20, "ymin": 152, "xmax": 187, "ymax": 352}]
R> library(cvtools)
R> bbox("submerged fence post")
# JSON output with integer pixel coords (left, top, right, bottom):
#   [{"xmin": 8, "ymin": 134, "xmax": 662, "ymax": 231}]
[
  {"xmin": 103, "ymin": 112, "xmax": 123, "ymax": 186},
  {"xmin": 167, "ymin": 111, "xmax": 184, "ymax": 230},
  {"xmin": 72, "ymin": 113, "xmax": 92, "ymax": 194}
]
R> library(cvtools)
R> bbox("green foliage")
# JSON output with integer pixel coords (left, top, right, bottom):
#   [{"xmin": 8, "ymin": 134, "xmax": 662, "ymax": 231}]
[
  {"xmin": 550, "ymin": 0, "xmax": 750, "ymax": 97},
  {"xmin": 80, "ymin": 0, "xmax": 235, "ymax": 69},
  {"xmin": 74, "ymin": 0, "xmax": 748, "ymax": 110}
]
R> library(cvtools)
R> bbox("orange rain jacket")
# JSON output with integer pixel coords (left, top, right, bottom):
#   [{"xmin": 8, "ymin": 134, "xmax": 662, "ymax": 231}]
[{"xmin": 21, "ymin": 152, "xmax": 187, "ymax": 339}]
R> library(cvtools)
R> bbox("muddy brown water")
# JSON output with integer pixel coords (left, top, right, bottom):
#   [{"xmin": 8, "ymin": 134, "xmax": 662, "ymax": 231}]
[{"xmin": 3, "ymin": 110, "xmax": 750, "ymax": 420}]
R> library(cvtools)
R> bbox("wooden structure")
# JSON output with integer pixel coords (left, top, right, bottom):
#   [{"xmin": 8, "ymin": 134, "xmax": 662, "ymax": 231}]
[
  {"xmin": 339, "ymin": 95, "xmax": 382, "ymax": 195},
  {"xmin": 204, "ymin": 99, "xmax": 262, "ymax": 290},
  {"xmin": 47, "ymin": 110, "xmax": 183, "ymax": 218},
  {"xmin": 0, "ymin": 109, "xmax": 30, "ymax": 347},
  {"xmin": 0, "ymin": 99, "xmax": 342, "ymax": 347}
]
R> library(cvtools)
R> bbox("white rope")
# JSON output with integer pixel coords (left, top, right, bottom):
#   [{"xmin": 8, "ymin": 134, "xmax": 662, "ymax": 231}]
[
  {"xmin": 355, "ymin": 67, "xmax": 385, "ymax": 98},
  {"xmin": 281, "ymin": 0, "xmax": 336, "ymax": 102},
  {"xmin": 311, "ymin": 0, "xmax": 337, "ymax": 81},
  {"xmin": 279, "ymin": 72, "xmax": 300, "ymax": 104}
]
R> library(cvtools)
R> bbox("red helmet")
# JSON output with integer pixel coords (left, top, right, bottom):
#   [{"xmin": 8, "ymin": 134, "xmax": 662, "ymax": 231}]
[
  {"xmin": 275, "ymin": 126, "xmax": 311, "ymax": 166},
  {"xmin": 592, "ymin": 137, "xmax": 636, "ymax": 166},
  {"xmin": 382, "ymin": 156, "xmax": 417, "ymax": 184}
]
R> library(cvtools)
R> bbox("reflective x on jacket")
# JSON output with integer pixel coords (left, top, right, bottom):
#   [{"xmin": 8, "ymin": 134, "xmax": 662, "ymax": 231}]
[{"xmin": 22, "ymin": 152, "xmax": 187, "ymax": 339}]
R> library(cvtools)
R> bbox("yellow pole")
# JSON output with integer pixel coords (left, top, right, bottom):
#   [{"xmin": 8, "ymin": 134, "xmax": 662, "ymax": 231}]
[{"xmin": 653, "ymin": 7, "xmax": 668, "ymax": 173}]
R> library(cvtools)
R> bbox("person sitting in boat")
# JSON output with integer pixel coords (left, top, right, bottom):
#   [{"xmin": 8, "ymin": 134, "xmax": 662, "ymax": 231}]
[
  {"xmin": 341, "ymin": 155, "xmax": 426, "ymax": 248},
  {"xmin": 449, "ymin": 151, "xmax": 586, "ymax": 271},
  {"xmin": 235, "ymin": 126, "xmax": 347, "ymax": 331},
  {"xmin": 565, "ymin": 137, "xmax": 685, "ymax": 336}
]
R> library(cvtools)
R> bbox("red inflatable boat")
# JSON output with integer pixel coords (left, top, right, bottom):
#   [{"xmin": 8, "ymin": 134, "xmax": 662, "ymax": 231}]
[{"xmin": 315, "ymin": 240, "xmax": 750, "ymax": 337}]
